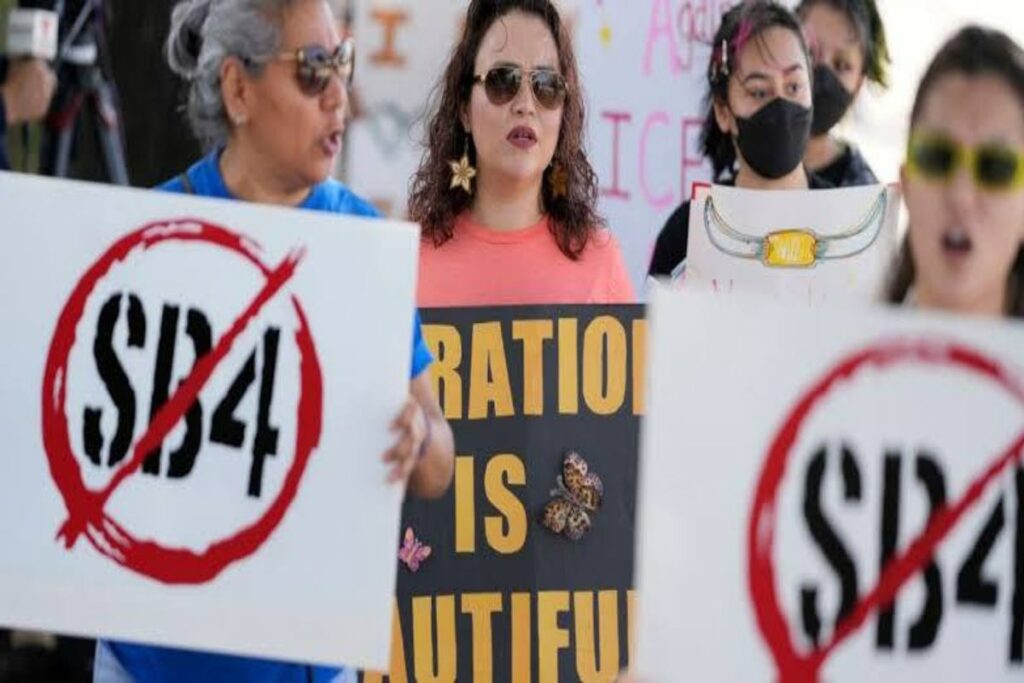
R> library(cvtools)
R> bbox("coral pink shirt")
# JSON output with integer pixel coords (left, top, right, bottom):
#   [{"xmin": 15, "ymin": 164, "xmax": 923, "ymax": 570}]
[{"xmin": 417, "ymin": 213, "xmax": 636, "ymax": 307}]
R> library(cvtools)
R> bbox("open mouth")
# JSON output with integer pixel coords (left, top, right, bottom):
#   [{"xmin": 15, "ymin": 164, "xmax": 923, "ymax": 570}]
[
  {"xmin": 507, "ymin": 126, "xmax": 538, "ymax": 149},
  {"xmin": 941, "ymin": 227, "xmax": 973, "ymax": 256},
  {"xmin": 320, "ymin": 130, "xmax": 342, "ymax": 155}
]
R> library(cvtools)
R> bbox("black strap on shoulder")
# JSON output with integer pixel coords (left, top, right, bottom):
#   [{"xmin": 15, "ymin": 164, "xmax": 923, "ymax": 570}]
[{"xmin": 179, "ymin": 172, "xmax": 195, "ymax": 195}]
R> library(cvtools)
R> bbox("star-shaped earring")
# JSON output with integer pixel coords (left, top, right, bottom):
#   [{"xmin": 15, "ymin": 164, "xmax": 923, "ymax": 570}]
[{"xmin": 449, "ymin": 152, "xmax": 476, "ymax": 194}]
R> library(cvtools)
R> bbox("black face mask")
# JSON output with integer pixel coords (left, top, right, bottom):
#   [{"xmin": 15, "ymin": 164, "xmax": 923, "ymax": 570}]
[
  {"xmin": 811, "ymin": 64, "xmax": 854, "ymax": 136},
  {"xmin": 733, "ymin": 97, "xmax": 812, "ymax": 180}
]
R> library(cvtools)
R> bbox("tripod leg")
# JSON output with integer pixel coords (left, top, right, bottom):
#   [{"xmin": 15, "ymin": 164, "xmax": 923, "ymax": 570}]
[
  {"xmin": 48, "ymin": 118, "xmax": 78, "ymax": 179},
  {"xmin": 92, "ymin": 82, "xmax": 129, "ymax": 185},
  {"xmin": 41, "ymin": 87, "xmax": 84, "ymax": 178}
]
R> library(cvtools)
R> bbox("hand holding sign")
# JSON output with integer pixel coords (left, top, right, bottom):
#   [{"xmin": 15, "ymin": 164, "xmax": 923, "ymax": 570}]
[{"xmin": 384, "ymin": 393, "xmax": 428, "ymax": 484}]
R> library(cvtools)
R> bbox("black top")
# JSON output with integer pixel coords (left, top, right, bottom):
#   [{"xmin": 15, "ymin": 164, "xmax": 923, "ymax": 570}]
[
  {"xmin": 648, "ymin": 172, "xmax": 834, "ymax": 278},
  {"xmin": 814, "ymin": 142, "xmax": 878, "ymax": 188}
]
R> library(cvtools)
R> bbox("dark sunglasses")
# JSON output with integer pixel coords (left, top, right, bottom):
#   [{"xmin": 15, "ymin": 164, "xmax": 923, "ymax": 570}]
[
  {"xmin": 275, "ymin": 38, "xmax": 355, "ymax": 96},
  {"xmin": 472, "ymin": 65, "xmax": 567, "ymax": 110},
  {"xmin": 907, "ymin": 131, "xmax": 1024, "ymax": 192}
]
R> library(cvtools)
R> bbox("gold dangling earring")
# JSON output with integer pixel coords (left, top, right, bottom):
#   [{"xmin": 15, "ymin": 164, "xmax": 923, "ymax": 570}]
[
  {"xmin": 548, "ymin": 159, "xmax": 568, "ymax": 199},
  {"xmin": 449, "ymin": 133, "xmax": 477, "ymax": 195}
]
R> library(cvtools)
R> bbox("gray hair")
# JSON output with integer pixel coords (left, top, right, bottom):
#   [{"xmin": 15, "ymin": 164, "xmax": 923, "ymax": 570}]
[{"xmin": 166, "ymin": 0, "xmax": 323, "ymax": 150}]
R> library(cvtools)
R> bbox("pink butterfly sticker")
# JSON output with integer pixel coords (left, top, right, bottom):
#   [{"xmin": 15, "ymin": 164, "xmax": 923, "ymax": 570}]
[{"xmin": 398, "ymin": 527, "xmax": 432, "ymax": 572}]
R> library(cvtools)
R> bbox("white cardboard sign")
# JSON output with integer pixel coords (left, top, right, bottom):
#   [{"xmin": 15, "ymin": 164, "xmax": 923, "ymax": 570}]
[
  {"xmin": 636, "ymin": 287, "xmax": 1024, "ymax": 680},
  {"xmin": 684, "ymin": 183, "xmax": 900, "ymax": 304},
  {"xmin": 0, "ymin": 172, "xmax": 419, "ymax": 670}
]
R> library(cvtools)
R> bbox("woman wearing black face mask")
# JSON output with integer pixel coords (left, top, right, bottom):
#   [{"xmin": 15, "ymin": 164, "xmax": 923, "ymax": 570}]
[
  {"xmin": 648, "ymin": 0, "xmax": 830, "ymax": 279},
  {"xmin": 797, "ymin": 0, "xmax": 890, "ymax": 187}
]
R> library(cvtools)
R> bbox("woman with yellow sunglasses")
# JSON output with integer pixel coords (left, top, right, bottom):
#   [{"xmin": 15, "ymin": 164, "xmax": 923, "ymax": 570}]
[{"xmin": 889, "ymin": 26, "xmax": 1024, "ymax": 317}]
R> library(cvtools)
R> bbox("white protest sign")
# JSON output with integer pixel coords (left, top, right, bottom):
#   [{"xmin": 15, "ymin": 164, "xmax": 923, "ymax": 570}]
[
  {"xmin": 636, "ymin": 288, "xmax": 1024, "ymax": 680},
  {"xmin": 578, "ymin": 0, "xmax": 740, "ymax": 289},
  {"xmin": 684, "ymin": 184, "xmax": 900, "ymax": 303},
  {"xmin": 0, "ymin": 172, "xmax": 419, "ymax": 670}
]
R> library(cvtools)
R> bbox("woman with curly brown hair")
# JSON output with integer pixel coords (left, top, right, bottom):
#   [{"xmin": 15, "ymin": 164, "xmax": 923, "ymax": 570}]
[{"xmin": 409, "ymin": 0, "xmax": 634, "ymax": 306}]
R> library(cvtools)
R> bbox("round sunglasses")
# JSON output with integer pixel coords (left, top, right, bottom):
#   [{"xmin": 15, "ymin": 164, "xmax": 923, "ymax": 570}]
[
  {"xmin": 472, "ymin": 65, "xmax": 567, "ymax": 110},
  {"xmin": 907, "ymin": 131, "xmax": 1024, "ymax": 192},
  {"xmin": 272, "ymin": 38, "xmax": 356, "ymax": 96}
]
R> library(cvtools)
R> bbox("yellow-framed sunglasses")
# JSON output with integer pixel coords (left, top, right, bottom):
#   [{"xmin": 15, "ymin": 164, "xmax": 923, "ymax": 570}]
[{"xmin": 906, "ymin": 130, "xmax": 1024, "ymax": 192}]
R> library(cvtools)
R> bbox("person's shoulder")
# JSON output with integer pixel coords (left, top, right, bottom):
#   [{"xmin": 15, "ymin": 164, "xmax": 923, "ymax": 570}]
[
  {"xmin": 816, "ymin": 141, "xmax": 878, "ymax": 187},
  {"xmin": 316, "ymin": 179, "xmax": 382, "ymax": 217},
  {"xmin": 585, "ymin": 226, "xmax": 636, "ymax": 302},
  {"xmin": 586, "ymin": 225, "xmax": 620, "ymax": 251},
  {"xmin": 157, "ymin": 175, "xmax": 186, "ymax": 193},
  {"xmin": 655, "ymin": 199, "xmax": 693, "ymax": 246},
  {"xmin": 808, "ymin": 171, "xmax": 836, "ymax": 189},
  {"xmin": 664, "ymin": 199, "xmax": 692, "ymax": 229},
  {"xmin": 581, "ymin": 225, "xmax": 625, "ymax": 265},
  {"xmin": 844, "ymin": 145, "xmax": 880, "ymax": 185},
  {"xmin": 154, "ymin": 153, "xmax": 216, "ymax": 194},
  {"xmin": 648, "ymin": 199, "xmax": 693, "ymax": 277}
]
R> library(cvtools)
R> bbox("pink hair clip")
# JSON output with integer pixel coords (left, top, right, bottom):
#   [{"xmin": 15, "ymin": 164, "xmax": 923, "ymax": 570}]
[
  {"xmin": 735, "ymin": 17, "xmax": 754, "ymax": 53},
  {"xmin": 718, "ymin": 39, "xmax": 730, "ymax": 77}
]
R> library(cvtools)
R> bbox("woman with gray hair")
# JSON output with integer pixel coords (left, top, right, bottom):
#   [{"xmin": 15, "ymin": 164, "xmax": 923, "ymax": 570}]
[{"xmin": 92, "ymin": 0, "xmax": 454, "ymax": 680}]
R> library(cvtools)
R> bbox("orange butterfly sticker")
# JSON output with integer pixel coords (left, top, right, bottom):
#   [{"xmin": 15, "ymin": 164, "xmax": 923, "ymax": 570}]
[{"xmin": 541, "ymin": 450, "xmax": 604, "ymax": 541}]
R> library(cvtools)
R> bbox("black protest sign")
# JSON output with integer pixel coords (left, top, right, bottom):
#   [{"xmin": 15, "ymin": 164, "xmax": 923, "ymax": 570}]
[{"xmin": 363, "ymin": 304, "xmax": 645, "ymax": 683}]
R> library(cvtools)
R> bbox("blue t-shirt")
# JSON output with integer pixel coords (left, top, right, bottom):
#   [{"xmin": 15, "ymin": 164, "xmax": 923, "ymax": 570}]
[
  {"xmin": 160, "ymin": 150, "xmax": 431, "ymax": 378},
  {"xmin": 102, "ymin": 151, "xmax": 431, "ymax": 682}
]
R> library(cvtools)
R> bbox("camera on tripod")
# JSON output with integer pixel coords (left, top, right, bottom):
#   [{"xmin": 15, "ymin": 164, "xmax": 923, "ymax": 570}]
[
  {"xmin": 5, "ymin": 0, "xmax": 128, "ymax": 183},
  {"xmin": 8, "ymin": 1, "xmax": 104, "ymax": 65}
]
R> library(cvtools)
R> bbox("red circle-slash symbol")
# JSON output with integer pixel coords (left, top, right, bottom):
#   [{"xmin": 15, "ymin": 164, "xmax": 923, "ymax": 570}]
[
  {"xmin": 41, "ymin": 220, "xmax": 323, "ymax": 584},
  {"xmin": 748, "ymin": 340, "xmax": 1024, "ymax": 681}
]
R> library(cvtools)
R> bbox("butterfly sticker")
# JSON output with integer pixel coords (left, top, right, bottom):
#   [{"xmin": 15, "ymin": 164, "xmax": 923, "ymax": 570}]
[
  {"xmin": 398, "ymin": 527, "xmax": 432, "ymax": 572},
  {"xmin": 541, "ymin": 450, "xmax": 604, "ymax": 541}
]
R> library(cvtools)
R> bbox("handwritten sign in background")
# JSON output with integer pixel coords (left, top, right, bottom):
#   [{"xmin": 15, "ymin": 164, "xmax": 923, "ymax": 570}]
[{"xmin": 577, "ymin": 0, "xmax": 741, "ymax": 288}]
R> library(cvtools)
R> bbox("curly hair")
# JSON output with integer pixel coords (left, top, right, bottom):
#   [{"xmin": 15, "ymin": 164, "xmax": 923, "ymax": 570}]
[{"xmin": 407, "ymin": 0, "xmax": 601, "ymax": 260}]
